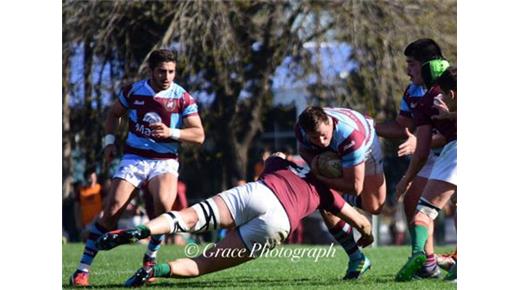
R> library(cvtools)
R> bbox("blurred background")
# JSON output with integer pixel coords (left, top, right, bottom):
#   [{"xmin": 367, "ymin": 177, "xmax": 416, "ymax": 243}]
[{"xmin": 62, "ymin": 0, "xmax": 456, "ymax": 247}]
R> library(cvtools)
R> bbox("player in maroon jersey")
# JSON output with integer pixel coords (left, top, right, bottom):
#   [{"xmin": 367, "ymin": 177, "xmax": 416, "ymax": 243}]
[
  {"xmin": 395, "ymin": 61, "xmax": 457, "ymax": 282},
  {"xmin": 96, "ymin": 154, "xmax": 374, "ymax": 287}
]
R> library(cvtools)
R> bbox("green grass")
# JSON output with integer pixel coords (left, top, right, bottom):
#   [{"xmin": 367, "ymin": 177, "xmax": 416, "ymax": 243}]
[{"xmin": 63, "ymin": 243, "xmax": 456, "ymax": 289}]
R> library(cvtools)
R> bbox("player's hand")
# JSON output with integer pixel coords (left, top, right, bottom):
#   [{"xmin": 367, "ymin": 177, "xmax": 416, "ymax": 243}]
[
  {"xmin": 103, "ymin": 144, "xmax": 117, "ymax": 164},
  {"xmin": 397, "ymin": 128, "xmax": 416, "ymax": 157},
  {"xmin": 150, "ymin": 122, "xmax": 171, "ymax": 139},
  {"xmin": 395, "ymin": 177, "xmax": 412, "ymax": 202},
  {"xmin": 357, "ymin": 232, "xmax": 374, "ymax": 248},
  {"xmin": 271, "ymin": 152, "xmax": 287, "ymax": 159},
  {"xmin": 432, "ymin": 97, "xmax": 455, "ymax": 120}
]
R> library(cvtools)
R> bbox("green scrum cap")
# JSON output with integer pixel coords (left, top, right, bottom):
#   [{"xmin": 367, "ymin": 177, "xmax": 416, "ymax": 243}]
[{"xmin": 421, "ymin": 59, "xmax": 450, "ymax": 89}]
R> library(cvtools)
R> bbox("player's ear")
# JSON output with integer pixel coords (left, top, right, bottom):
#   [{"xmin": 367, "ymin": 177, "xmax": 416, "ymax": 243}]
[{"xmin": 449, "ymin": 90, "xmax": 456, "ymax": 100}]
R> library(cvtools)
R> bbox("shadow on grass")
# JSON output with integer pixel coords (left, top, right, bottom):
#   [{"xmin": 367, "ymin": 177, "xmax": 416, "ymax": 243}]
[
  {"xmin": 62, "ymin": 273, "xmax": 406, "ymax": 289},
  {"xmin": 63, "ymin": 277, "xmax": 334, "ymax": 289}
]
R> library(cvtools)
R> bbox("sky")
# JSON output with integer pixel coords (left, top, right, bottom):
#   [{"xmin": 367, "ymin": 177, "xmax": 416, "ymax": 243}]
[{"xmin": 67, "ymin": 41, "xmax": 355, "ymax": 108}]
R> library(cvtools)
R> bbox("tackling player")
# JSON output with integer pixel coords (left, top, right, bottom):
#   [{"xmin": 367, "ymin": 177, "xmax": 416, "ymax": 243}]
[
  {"xmin": 95, "ymin": 154, "xmax": 374, "ymax": 287},
  {"xmin": 295, "ymin": 106, "xmax": 386, "ymax": 279},
  {"xmin": 70, "ymin": 49, "xmax": 205, "ymax": 286}
]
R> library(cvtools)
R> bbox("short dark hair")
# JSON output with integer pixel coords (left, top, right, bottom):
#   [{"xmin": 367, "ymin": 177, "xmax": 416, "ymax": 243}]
[
  {"xmin": 437, "ymin": 66, "xmax": 457, "ymax": 92},
  {"xmin": 404, "ymin": 38, "xmax": 444, "ymax": 63},
  {"xmin": 147, "ymin": 49, "xmax": 177, "ymax": 69},
  {"xmin": 298, "ymin": 106, "xmax": 329, "ymax": 133},
  {"xmin": 84, "ymin": 166, "xmax": 97, "ymax": 179}
]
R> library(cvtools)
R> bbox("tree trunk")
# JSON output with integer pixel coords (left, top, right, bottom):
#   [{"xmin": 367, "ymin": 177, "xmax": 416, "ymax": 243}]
[{"xmin": 62, "ymin": 52, "xmax": 73, "ymax": 199}]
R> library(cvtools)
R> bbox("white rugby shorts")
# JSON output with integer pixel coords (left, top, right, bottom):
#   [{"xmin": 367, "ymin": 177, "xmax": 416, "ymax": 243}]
[
  {"xmin": 218, "ymin": 181, "xmax": 290, "ymax": 257},
  {"xmin": 429, "ymin": 140, "xmax": 457, "ymax": 186},
  {"xmin": 113, "ymin": 155, "xmax": 179, "ymax": 187},
  {"xmin": 417, "ymin": 151, "xmax": 440, "ymax": 179}
]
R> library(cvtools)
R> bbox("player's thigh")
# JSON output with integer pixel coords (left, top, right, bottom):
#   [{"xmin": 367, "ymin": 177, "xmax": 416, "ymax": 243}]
[
  {"xmin": 238, "ymin": 209, "xmax": 290, "ymax": 258},
  {"xmin": 421, "ymin": 179, "xmax": 456, "ymax": 209},
  {"xmin": 217, "ymin": 181, "xmax": 274, "ymax": 226},
  {"xmin": 212, "ymin": 195, "xmax": 236, "ymax": 228},
  {"xmin": 422, "ymin": 140, "xmax": 457, "ymax": 208},
  {"xmin": 101, "ymin": 178, "xmax": 136, "ymax": 222},
  {"xmin": 362, "ymin": 136, "xmax": 386, "ymax": 200},
  {"xmin": 166, "ymin": 230, "xmax": 252, "ymax": 277},
  {"xmin": 146, "ymin": 159, "xmax": 180, "ymax": 209},
  {"xmin": 147, "ymin": 172, "xmax": 178, "ymax": 211},
  {"xmin": 361, "ymin": 173, "xmax": 386, "ymax": 202}
]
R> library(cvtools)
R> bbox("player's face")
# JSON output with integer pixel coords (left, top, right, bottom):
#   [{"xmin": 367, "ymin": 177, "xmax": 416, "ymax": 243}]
[
  {"xmin": 439, "ymin": 89, "xmax": 457, "ymax": 111},
  {"xmin": 150, "ymin": 61, "xmax": 176, "ymax": 91},
  {"xmin": 406, "ymin": 57, "xmax": 423, "ymax": 85},
  {"xmin": 307, "ymin": 120, "xmax": 333, "ymax": 148}
]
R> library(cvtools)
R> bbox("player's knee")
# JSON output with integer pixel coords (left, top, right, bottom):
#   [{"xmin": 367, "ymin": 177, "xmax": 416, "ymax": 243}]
[
  {"xmin": 191, "ymin": 198, "xmax": 221, "ymax": 232},
  {"xmin": 353, "ymin": 183, "xmax": 363, "ymax": 195},
  {"xmin": 365, "ymin": 204, "xmax": 383, "ymax": 215},
  {"xmin": 103, "ymin": 200, "xmax": 126, "ymax": 220},
  {"xmin": 161, "ymin": 211, "xmax": 189, "ymax": 233},
  {"xmin": 155, "ymin": 194, "xmax": 174, "ymax": 210},
  {"xmin": 415, "ymin": 197, "xmax": 441, "ymax": 221},
  {"xmin": 168, "ymin": 260, "xmax": 201, "ymax": 277}
]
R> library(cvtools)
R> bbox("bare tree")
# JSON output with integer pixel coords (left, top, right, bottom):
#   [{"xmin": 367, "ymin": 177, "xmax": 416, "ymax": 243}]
[
  {"xmin": 62, "ymin": 0, "xmax": 456, "ymax": 196},
  {"xmin": 330, "ymin": 0, "xmax": 456, "ymax": 118}
]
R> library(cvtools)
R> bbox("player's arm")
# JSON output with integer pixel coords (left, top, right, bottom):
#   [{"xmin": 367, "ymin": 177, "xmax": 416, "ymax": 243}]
[
  {"xmin": 396, "ymin": 124, "xmax": 432, "ymax": 199},
  {"xmin": 312, "ymin": 161, "xmax": 365, "ymax": 194},
  {"xmin": 105, "ymin": 100, "xmax": 127, "ymax": 134},
  {"xmin": 398, "ymin": 128, "xmax": 447, "ymax": 156},
  {"xmin": 150, "ymin": 114, "xmax": 205, "ymax": 144},
  {"xmin": 103, "ymin": 100, "xmax": 127, "ymax": 161},
  {"xmin": 297, "ymin": 142, "xmax": 317, "ymax": 165},
  {"xmin": 179, "ymin": 114, "xmax": 205, "ymax": 145},
  {"xmin": 335, "ymin": 203, "xmax": 373, "ymax": 247},
  {"xmin": 323, "ymin": 191, "xmax": 373, "ymax": 247},
  {"xmin": 375, "ymin": 115, "xmax": 415, "ymax": 139}
]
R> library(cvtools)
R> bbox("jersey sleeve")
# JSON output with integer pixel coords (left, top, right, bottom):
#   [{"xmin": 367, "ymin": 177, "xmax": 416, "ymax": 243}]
[
  {"xmin": 318, "ymin": 187, "xmax": 346, "ymax": 214},
  {"xmin": 413, "ymin": 86, "xmax": 440, "ymax": 127},
  {"xmin": 336, "ymin": 128, "xmax": 366, "ymax": 168},
  {"xmin": 398, "ymin": 85, "xmax": 413, "ymax": 118},
  {"xmin": 181, "ymin": 92, "xmax": 199, "ymax": 118},
  {"xmin": 117, "ymin": 85, "xmax": 132, "ymax": 109}
]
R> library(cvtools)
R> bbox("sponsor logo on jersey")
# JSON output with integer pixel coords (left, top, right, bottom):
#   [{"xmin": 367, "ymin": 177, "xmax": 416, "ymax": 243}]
[
  {"xmin": 133, "ymin": 100, "xmax": 145, "ymax": 105},
  {"xmin": 143, "ymin": 112, "xmax": 162, "ymax": 124},
  {"xmin": 135, "ymin": 123, "xmax": 152, "ymax": 136},
  {"xmin": 166, "ymin": 99, "xmax": 175, "ymax": 110},
  {"xmin": 154, "ymin": 96, "xmax": 177, "ymax": 112}
]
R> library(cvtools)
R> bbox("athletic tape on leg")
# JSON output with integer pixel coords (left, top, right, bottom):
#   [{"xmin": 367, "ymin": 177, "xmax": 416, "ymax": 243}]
[
  {"xmin": 192, "ymin": 198, "xmax": 220, "ymax": 232},
  {"xmin": 416, "ymin": 197, "xmax": 441, "ymax": 220},
  {"xmin": 162, "ymin": 211, "xmax": 189, "ymax": 234}
]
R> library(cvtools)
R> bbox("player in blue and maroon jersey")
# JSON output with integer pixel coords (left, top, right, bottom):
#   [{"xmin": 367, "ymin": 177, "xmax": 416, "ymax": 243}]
[
  {"xmin": 295, "ymin": 106, "xmax": 386, "ymax": 279},
  {"xmin": 70, "ymin": 49, "xmax": 205, "ymax": 287},
  {"xmin": 94, "ymin": 154, "xmax": 374, "ymax": 287},
  {"xmin": 375, "ymin": 38, "xmax": 449, "ymax": 279},
  {"xmin": 395, "ymin": 61, "xmax": 457, "ymax": 282}
]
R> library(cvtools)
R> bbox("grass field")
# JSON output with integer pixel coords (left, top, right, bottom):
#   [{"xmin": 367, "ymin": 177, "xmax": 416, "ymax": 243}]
[{"xmin": 63, "ymin": 243, "xmax": 456, "ymax": 289}]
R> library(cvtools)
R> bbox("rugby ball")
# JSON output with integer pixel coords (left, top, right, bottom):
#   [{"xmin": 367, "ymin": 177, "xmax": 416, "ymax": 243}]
[{"xmin": 317, "ymin": 151, "xmax": 342, "ymax": 178}]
